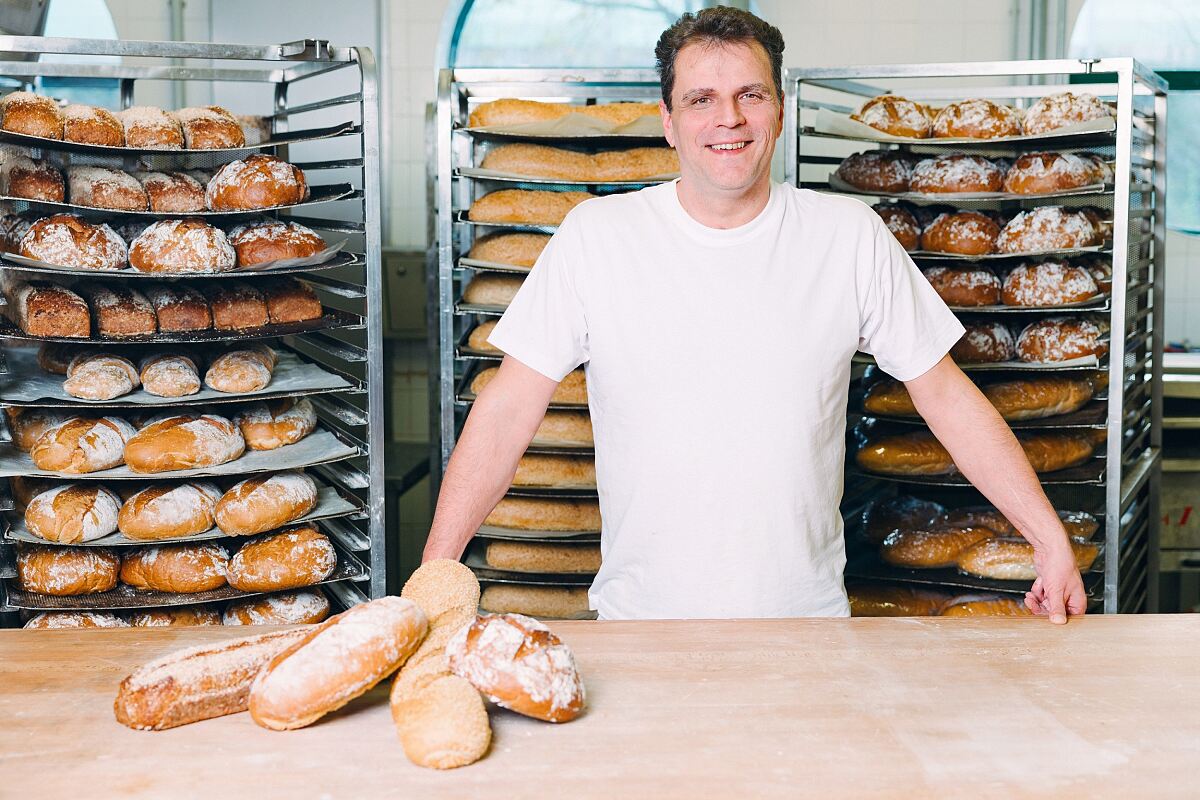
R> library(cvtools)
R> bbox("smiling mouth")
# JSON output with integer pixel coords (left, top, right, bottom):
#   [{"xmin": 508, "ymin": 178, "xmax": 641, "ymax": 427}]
[{"xmin": 708, "ymin": 141, "xmax": 749, "ymax": 151}]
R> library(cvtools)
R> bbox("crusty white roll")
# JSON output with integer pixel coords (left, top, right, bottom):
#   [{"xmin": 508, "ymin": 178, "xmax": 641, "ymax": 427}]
[
  {"xmin": 222, "ymin": 588, "xmax": 331, "ymax": 626},
  {"xmin": 447, "ymin": 612, "xmax": 585, "ymax": 722},
  {"xmin": 15, "ymin": 543, "xmax": 121, "ymax": 595},
  {"xmin": 214, "ymin": 471, "xmax": 319, "ymax": 536},
  {"xmin": 63, "ymin": 353, "xmax": 140, "ymax": 400},
  {"xmin": 117, "ymin": 482, "xmax": 222, "ymax": 541},
  {"xmin": 119, "ymin": 542, "xmax": 229, "ymax": 593},
  {"xmin": 249, "ymin": 596, "xmax": 429, "ymax": 730},
  {"xmin": 25, "ymin": 483, "xmax": 121, "ymax": 544},
  {"xmin": 226, "ymin": 527, "xmax": 337, "ymax": 592},
  {"xmin": 123, "ymin": 414, "xmax": 245, "ymax": 474},
  {"xmin": 234, "ymin": 397, "xmax": 317, "ymax": 451},
  {"xmin": 30, "ymin": 416, "xmax": 136, "ymax": 474},
  {"xmin": 204, "ymin": 345, "xmax": 277, "ymax": 393},
  {"xmin": 138, "ymin": 354, "xmax": 201, "ymax": 398},
  {"xmin": 114, "ymin": 628, "xmax": 309, "ymax": 730}
]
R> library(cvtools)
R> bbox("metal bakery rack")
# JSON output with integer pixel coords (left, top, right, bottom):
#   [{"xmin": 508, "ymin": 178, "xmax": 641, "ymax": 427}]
[
  {"xmin": 433, "ymin": 68, "xmax": 667, "ymax": 615},
  {"xmin": 0, "ymin": 36, "xmax": 385, "ymax": 624},
  {"xmin": 786, "ymin": 59, "xmax": 1166, "ymax": 613}
]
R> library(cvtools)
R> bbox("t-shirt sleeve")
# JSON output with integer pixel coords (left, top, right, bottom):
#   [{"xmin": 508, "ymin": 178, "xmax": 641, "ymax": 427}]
[
  {"xmin": 857, "ymin": 214, "xmax": 965, "ymax": 382},
  {"xmin": 485, "ymin": 214, "xmax": 589, "ymax": 381}
]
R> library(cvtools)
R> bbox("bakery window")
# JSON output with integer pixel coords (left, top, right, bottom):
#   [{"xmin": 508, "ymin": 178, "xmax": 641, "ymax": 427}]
[
  {"xmin": 445, "ymin": 0, "xmax": 757, "ymax": 67},
  {"xmin": 31, "ymin": 0, "xmax": 121, "ymax": 108}
]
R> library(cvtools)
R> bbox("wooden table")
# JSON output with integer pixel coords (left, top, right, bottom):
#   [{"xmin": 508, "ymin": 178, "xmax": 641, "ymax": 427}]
[{"xmin": 2, "ymin": 615, "xmax": 1198, "ymax": 799}]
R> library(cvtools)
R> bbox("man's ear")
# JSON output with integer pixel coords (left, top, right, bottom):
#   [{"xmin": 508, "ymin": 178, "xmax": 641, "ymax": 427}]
[
  {"xmin": 773, "ymin": 95, "xmax": 784, "ymax": 139},
  {"xmin": 659, "ymin": 99, "xmax": 676, "ymax": 148}
]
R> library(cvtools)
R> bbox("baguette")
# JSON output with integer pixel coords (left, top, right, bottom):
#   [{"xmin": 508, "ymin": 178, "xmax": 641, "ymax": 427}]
[
  {"xmin": 114, "ymin": 629, "xmax": 310, "ymax": 730},
  {"xmin": 955, "ymin": 536, "xmax": 1100, "ymax": 580},
  {"xmin": 467, "ymin": 189, "xmax": 593, "ymax": 225},
  {"xmin": 468, "ymin": 98, "xmax": 658, "ymax": 128},
  {"xmin": 480, "ymin": 143, "xmax": 678, "ymax": 182},
  {"xmin": 880, "ymin": 526, "xmax": 995, "ymax": 569},
  {"xmin": 855, "ymin": 430, "xmax": 955, "ymax": 476}
]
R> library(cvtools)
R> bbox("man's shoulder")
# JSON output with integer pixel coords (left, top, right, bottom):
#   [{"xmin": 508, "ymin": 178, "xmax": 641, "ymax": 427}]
[
  {"xmin": 779, "ymin": 183, "xmax": 881, "ymax": 227},
  {"xmin": 564, "ymin": 182, "xmax": 665, "ymax": 226}
]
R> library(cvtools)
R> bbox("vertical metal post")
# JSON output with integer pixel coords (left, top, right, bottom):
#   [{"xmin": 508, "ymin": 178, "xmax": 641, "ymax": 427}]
[{"xmin": 1147, "ymin": 83, "xmax": 1169, "ymax": 612}]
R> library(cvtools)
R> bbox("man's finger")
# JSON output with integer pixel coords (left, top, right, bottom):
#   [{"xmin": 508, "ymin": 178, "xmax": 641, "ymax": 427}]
[
  {"xmin": 1024, "ymin": 593, "xmax": 1041, "ymax": 614},
  {"xmin": 1047, "ymin": 586, "xmax": 1068, "ymax": 624},
  {"xmin": 1067, "ymin": 584, "xmax": 1088, "ymax": 616}
]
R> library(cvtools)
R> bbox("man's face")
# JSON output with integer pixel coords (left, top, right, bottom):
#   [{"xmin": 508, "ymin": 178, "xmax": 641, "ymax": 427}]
[{"xmin": 661, "ymin": 39, "xmax": 783, "ymax": 197}]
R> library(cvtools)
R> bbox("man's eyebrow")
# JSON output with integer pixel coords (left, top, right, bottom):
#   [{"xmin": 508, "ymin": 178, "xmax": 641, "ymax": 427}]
[
  {"xmin": 679, "ymin": 83, "xmax": 773, "ymax": 104},
  {"xmin": 679, "ymin": 87, "xmax": 714, "ymax": 104}
]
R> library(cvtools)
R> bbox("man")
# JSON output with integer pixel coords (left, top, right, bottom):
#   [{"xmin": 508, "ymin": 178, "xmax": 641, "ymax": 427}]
[{"xmin": 424, "ymin": 7, "xmax": 1086, "ymax": 623}]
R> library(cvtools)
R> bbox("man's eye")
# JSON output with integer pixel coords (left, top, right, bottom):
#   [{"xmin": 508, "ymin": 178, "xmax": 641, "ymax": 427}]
[
  {"xmin": 693, "ymin": 97, "xmax": 710, "ymax": 106},
  {"xmin": 742, "ymin": 93, "xmax": 763, "ymax": 102}
]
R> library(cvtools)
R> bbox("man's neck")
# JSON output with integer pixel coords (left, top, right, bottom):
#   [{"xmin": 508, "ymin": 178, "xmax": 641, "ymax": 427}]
[{"xmin": 674, "ymin": 175, "xmax": 772, "ymax": 230}]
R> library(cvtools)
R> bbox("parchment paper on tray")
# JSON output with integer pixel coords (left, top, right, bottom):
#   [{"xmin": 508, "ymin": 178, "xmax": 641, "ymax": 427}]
[
  {"xmin": 4, "ymin": 485, "xmax": 359, "ymax": 547},
  {"xmin": 0, "ymin": 428, "xmax": 357, "ymax": 480},
  {"xmin": 814, "ymin": 107, "xmax": 1116, "ymax": 145},
  {"xmin": 0, "ymin": 347, "xmax": 353, "ymax": 406},
  {"xmin": 909, "ymin": 245, "xmax": 1109, "ymax": 261},
  {"xmin": 827, "ymin": 172, "xmax": 1107, "ymax": 201},
  {"xmin": 466, "ymin": 112, "xmax": 665, "ymax": 138},
  {"xmin": 3, "ymin": 183, "xmax": 354, "ymax": 219},
  {"xmin": 0, "ymin": 241, "xmax": 348, "ymax": 278},
  {"xmin": 853, "ymin": 352, "xmax": 1101, "ymax": 371},
  {"xmin": 458, "ymin": 166, "xmax": 678, "ymax": 185}
]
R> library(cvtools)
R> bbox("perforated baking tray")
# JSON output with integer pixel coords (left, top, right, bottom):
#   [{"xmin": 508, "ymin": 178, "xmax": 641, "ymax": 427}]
[
  {"xmin": 826, "ymin": 172, "xmax": 1110, "ymax": 203},
  {"xmin": 477, "ymin": 522, "xmax": 600, "ymax": 539},
  {"xmin": 945, "ymin": 296, "xmax": 1111, "ymax": 314},
  {"xmin": 454, "ymin": 302, "xmax": 509, "ymax": 317},
  {"xmin": 0, "ymin": 346, "xmax": 355, "ymax": 407},
  {"xmin": 0, "ymin": 308, "xmax": 363, "ymax": 345},
  {"xmin": 0, "ymin": 428, "xmax": 357, "ymax": 480},
  {"xmin": 0, "ymin": 245, "xmax": 356, "ymax": 279},
  {"xmin": 473, "ymin": 528, "xmax": 599, "ymax": 544},
  {"xmin": 8, "ymin": 183, "xmax": 355, "ymax": 219}
]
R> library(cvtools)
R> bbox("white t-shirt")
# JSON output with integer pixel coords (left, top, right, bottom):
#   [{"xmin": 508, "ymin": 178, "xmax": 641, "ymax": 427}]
[{"xmin": 488, "ymin": 180, "xmax": 964, "ymax": 620}]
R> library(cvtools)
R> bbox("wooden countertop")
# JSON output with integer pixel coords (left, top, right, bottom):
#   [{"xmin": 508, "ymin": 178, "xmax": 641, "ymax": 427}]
[{"xmin": 1, "ymin": 615, "xmax": 1198, "ymax": 799}]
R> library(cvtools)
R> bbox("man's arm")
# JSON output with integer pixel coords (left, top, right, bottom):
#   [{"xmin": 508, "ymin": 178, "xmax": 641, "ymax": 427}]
[
  {"xmin": 903, "ymin": 355, "xmax": 1087, "ymax": 623},
  {"xmin": 421, "ymin": 356, "xmax": 560, "ymax": 562}
]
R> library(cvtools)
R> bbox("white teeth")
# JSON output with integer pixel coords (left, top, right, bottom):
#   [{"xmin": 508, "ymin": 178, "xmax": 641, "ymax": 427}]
[{"xmin": 710, "ymin": 142, "xmax": 747, "ymax": 150}]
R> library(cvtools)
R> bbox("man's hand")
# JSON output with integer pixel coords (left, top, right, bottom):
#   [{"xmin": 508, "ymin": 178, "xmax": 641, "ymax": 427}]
[{"xmin": 1026, "ymin": 543, "xmax": 1088, "ymax": 623}]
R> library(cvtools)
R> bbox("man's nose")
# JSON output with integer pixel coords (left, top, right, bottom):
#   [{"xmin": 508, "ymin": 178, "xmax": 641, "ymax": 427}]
[{"xmin": 714, "ymin": 95, "xmax": 745, "ymax": 127}]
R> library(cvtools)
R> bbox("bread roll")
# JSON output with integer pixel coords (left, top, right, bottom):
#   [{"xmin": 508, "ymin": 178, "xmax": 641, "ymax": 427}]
[
  {"xmin": 920, "ymin": 211, "xmax": 1000, "ymax": 255},
  {"xmin": 215, "ymin": 471, "xmax": 319, "ymax": 536},
  {"xmin": 485, "ymin": 496, "xmax": 601, "ymax": 532},
  {"xmin": 223, "ymin": 588, "xmax": 331, "ymax": 626},
  {"xmin": 227, "ymin": 527, "xmax": 337, "ymax": 592},
  {"xmin": 25, "ymin": 484, "xmax": 121, "ymax": 544},
  {"xmin": 847, "ymin": 583, "xmax": 950, "ymax": 617},
  {"xmin": 10, "ymin": 281, "xmax": 91, "ymax": 338},
  {"xmin": 851, "ymin": 95, "xmax": 932, "ymax": 138},
  {"xmin": 448, "ymin": 613, "xmax": 585, "ymax": 722},
  {"xmin": 134, "ymin": 171, "xmax": 206, "ymax": 213},
  {"xmin": 25, "ymin": 611, "xmax": 129, "ymax": 629},
  {"xmin": 139, "ymin": 354, "xmax": 201, "ymax": 398},
  {"xmin": 834, "ymin": 151, "xmax": 914, "ymax": 193},
  {"xmin": 480, "ymin": 584, "xmax": 591, "ymax": 618},
  {"xmin": 15, "ymin": 543, "xmax": 120, "ymax": 595},
  {"xmin": 880, "ymin": 526, "xmax": 994, "ymax": 568},
  {"xmin": 980, "ymin": 375, "xmax": 1094, "ymax": 420},
  {"xmin": 117, "ymin": 482, "xmax": 222, "ymax": 541},
  {"xmin": 855, "ymin": 429, "xmax": 954, "ymax": 476},
  {"xmin": 480, "ymin": 143, "xmax": 678, "ymax": 181},
  {"xmin": 1, "ymin": 91, "xmax": 62, "ymax": 138},
  {"xmin": 467, "ymin": 232, "xmax": 550, "ymax": 267},
  {"xmin": 260, "ymin": 277, "xmax": 322, "ymax": 323},
  {"xmin": 63, "ymin": 353, "xmax": 140, "ymax": 400},
  {"xmin": 114, "ymin": 628, "xmax": 309, "ymax": 730},
  {"xmin": 120, "ymin": 542, "xmax": 229, "ymax": 593},
  {"xmin": 910, "ymin": 154, "xmax": 1004, "ymax": 194},
  {"xmin": 9, "ymin": 409, "xmax": 74, "ymax": 451},
  {"xmin": 129, "ymin": 606, "xmax": 222, "ymax": 627},
  {"xmin": 468, "ymin": 98, "xmax": 658, "ymax": 128},
  {"xmin": 5, "ymin": 155, "xmax": 65, "ymax": 202},
  {"xmin": 234, "ymin": 397, "xmax": 317, "ymax": 450},
  {"xmin": 62, "ymin": 104, "xmax": 123, "ymax": 146},
  {"xmin": 512, "ymin": 453, "xmax": 596, "ymax": 488},
  {"xmin": 471, "ymin": 366, "xmax": 587, "ymax": 405},
  {"xmin": 861, "ymin": 495, "xmax": 947, "ymax": 544},
  {"xmin": 484, "ymin": 540, "xmax": 600, "ymax": 573},
  {"xmin": 117, "ymin": 106, "xmax": 184, "ymax": 149},
  {"xmin": 1001, "ymin": 260, "xmax": 1099, "ymax": 307},
  {"xmin": 532, "ymin": 409, "xmax": 594, "ymax": 447},
  {"xmin": 19, "ymin": 214, "xmax": 127, "ymax": 271},
  {"xmin": 467, "ymin": 189, "xmax": 592, "ymax": 225},
  {"xmin": 206, "ymin": 154, "xmax": 308, "ymax": 211},
  {"xmin": 204, "ymin": 345, "xmax": 277, "ymax": 393},
  {"xmin": 204, "ymin": 281, "xmax": 268, "ymax": 329},
  {"xmin": 462, "ymin": 273, "xmax": 523, "ymax": 307},
  {"xmin": 922, "ymin": 265, "xmax": 1000, "ymax": 306},
  {"xmin": 1023, "ymin": 92, "xmax": 1112, "ymax": 136},
  {"xmin": 129, "ymin": 219, "xmax": 236, "ymax": 273},
  {"xmin": 955, "ymin": 536, "xmax": 1100, "ymax": 580},
  {"xmin": 940, "ymin": 594, "xmax": 1032, "ymax": 616},
  {"xmin": 75, "ymin": 282, "xmax": 157, "ymax": 338},
  {"xmin": 174, "ymin": 105, "xmax": 245, "ymax": 149},
  {"xmin": 229, "ymin": 220, "xmax": 326, "ymax": 266},
  {"xmin": 124, "ymin": 414, "xmax": 245, "ymax": 474},
  {"xmin": 67, "ymin": 166, "xmax": 148, "ymax": 211},
  {"xmin": 30, "ymin": 416, "xmax": 136, "ymax": 474},
  {"xmin": 249, "ymin": 596, "xmax": 429, "ymax": 730},
  {"xmin": 143, "ymin": 283, "xmax": 212, "ymax": 331},
  {"xmin": 932, "ymin": 99, "xmax": 1022, "ymax": 138},
  {"xmin": 874, "ymin": 203, "xmax": 921, "ymax": 251}
]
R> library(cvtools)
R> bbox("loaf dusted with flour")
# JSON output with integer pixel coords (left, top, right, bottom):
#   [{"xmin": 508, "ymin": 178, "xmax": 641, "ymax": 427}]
[
  {"xmin": 9, "ymin": 281, "xmax": 91, "ymax": 338},
  {"xmin": 76, "ymin": 281, "xmax": 157, "ymax": 337},
  {"xmin": 25, "ymin": 484, "xmax": 121, "ymax": 543},
  {"xmin": 19, "ymin": 214, "xmax": 127, "ymax": 271},
  {"xmin": 117, "ymin": 106, "xmax": 184, "ymax": 150},
  {"xmin": 223, "ymin": 588, "xmax": 331, "ymax": 626},
  {"xmin": 479, "ymin": 584, "xmax": 592, "ymax": 618},
  {"xmin": 62, "ymin": 103, "xmax": 124, "ymax": 146},
  {"xmin": 227, "ymin": 527, "xmax": 337, "ymax": 592},
  {"xmin": 119, "ymin": 541, "xmax": 229, "ymax": 593},
  {"xmin": 30, "ymin": 416, "xmax": 137, "ymax": 473},
  {"xmin": 174, "ymin": 105, "xmax": 245, "ymax": 149},
  {"xmin": 67, "ymin": 166, "xmax": 148, "ymax": 211},
  {"xmin": 469, "ymin": 98, "xmax": 658, "ymax": 128},
  {"xmin": 204, "ymin": 345, "xmax": 277, "ymax": 393},
  {"xmin": 206, "ymin": 154, "xmax": 307, "ymax": 210},
  {"xmin": 134, "ymin": 171, "xmax": 206, "ymax": 213},
  {"xmin": 16, "ymin": 543, "xmax": 121, "ymax": 595},
  {"xmin": 117, "ymin": 481, "xmax": 222, "ymax": 541},
  {"xmin": 26, "ymin": 611, "xmax": 129, "ymax": 629},
  {"xmin": 129, "ymin": 219, "xmax": 235, "ymax": 273},
  {"xmin": 123, "ymin": 414, "xmax": 245, "ymax": 474},
  {"xmin": 63, "ymin": 353, "xmax": 140, "ymax": 400},
  {"xmin": 214, "ymin": 471, "xmax": 318, "ymax": 536},
  {"xmin": 1, "ymin": 91, "xmax": 63, "ymax": 139},
  {"xmin": 467, "ymin": 189, "xmax": 592, "ymax": 225},
  {"xmin": 139, "ymin": 354, "xmax": 201, "ymax": 398},
  {"xmin": 234, "ymin": 397, "xmax": 316, "ymax": 450},
  {"xmin": 129, "ymin": 606, "xmax": 222, "ymax": 627}
]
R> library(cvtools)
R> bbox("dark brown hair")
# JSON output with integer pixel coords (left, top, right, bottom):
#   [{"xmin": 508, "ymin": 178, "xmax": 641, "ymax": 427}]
[{"xmin": 655, "ymin": 6, "xmax": 785, "ymax": 110}]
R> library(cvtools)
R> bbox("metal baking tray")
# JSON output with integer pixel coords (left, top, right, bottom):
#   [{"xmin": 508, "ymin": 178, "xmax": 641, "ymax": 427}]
[
  {"xmin": 853, "ymin": 352, "xmax": 1104, "ymax": 373},
  {"xmin": 0, "ymin": 248, "xmax": 359, "ymax": 280},
  {"xmin": 945, "ymin": 296, "xmax": 1111, "ymax": 314},
  {"xmin": 0, "ymin": 347, "xmax": 356, "ymax": 407},
  {"xmin": 455, "ymin": 213, "xmax": 558, "ymax": 232},
  {"xmin": 0, "ymin": 309, "xmax": 363, "ymax": 345},
  {"xmin": 908, "ymin": 245, "xmax": 1111, "ymax": 262},
  {"xmin": 464, "ymin": 544, "xmax": 598, "ymax": 582},
  {"xmin": 0, "ymin": 428, "xmax": 357, "ymax": 480},
  {"xmin": 0, "ymin": 541, "xmax": 14, "ymax": 579},
  {"xmin": 506, "ymin": 486, "xmax": 598, "ymax": 499},
  {"xmin": 455, "ymin": 302, "xmax": 508, "ymax": 318},
  {"xmin": 858, "ymin": 399, "xmax": 1108, "ymax": 430},
  {"xmin": 848, "ymin": 458, "xmax": 1106, "ymax": 487},
  {"xmin": 473, "ymin": 528, "xmax": 599, "ymax": 544},
  {"xmin": 457, "ymin": 166, "xmax": 675, "ymax": 187},
  {"xmin": 457, "ymin": 257, "xmax": 534, "ymax": 275},
  {"xmin": 8, "ymin": 183, "xmax": 356, "ymax": 219},
  {"xmin": 1, "ymin": 547, "xmax": 366, "ymax": 611},
  {"xmin": 825, "ymin": 173, "xmax": 1110, "ymax": 203},
  {"xmin": 477, "ymin": 522, "xmax": 600, "ymax": 539},
  {"xmin": 844, "ymin": 550, "xmax": 1105, "ymax": 597},
  {"xmin": 0, "ymin": 120, "xmax": 359, "ymax": 157},
  {"xmin": 4, "ymin": 483, "xmax": 361, "ymax": 548},
  {"xmin": 809, "ymin": 108, "xmax": 1116, "ymax": 147}
]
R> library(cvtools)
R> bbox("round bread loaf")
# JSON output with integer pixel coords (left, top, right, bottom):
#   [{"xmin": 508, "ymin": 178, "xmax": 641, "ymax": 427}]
[
  {"xmin": 1017, "ymin": 431, "xmax": 1096, "ymax": 473},
  {"xmin": 834, "ymin": 151, "xmax": 914, "ymax": 193},
  {"xmin": 117, "ymin": 482, "xmax": 222, "ymax": 541},
  {"xmin": 63, "ymin": 353, "xmax": 140, "ymax": 401},
  {"xmin": 940, "ymin": 594, "xmax": 1032, "ymax": 617},
  {"xmin": 462, "ymin": 273, "xmax": 524, "ymax": 307},
  {"xmin": 951, "ymin": 322, "xmax": 1015, "ymax": 364},
  {"xmin": 135, "ymin": 171, "xmax": 206, "ymax": 213},
  {"xmin": 67, "ymin": 166, "xmax": 148, "ymax": 211},
  {"xmin": 214, "ymin": 471, "xmax": 319, "ymax": 536},
  {"xmin": 25, "ymin": 483, "xmax": 121, "ymax": 544},
  {"xmin": 25, "ymin": 610, "xmax": 130, "ymax": 628},
  {"xmin": 467, "ymin": 189, "xmax": 593, "ymax": 225},
  {"xmin": 873, "ymin": 203, "xmax": 920, "ymax": 251},
  {"xmin": 228, "ymin": 220, "xmax": 325, "ymax": 266},
  {"xmin": 512, "ymin": 453, "xmax": 596, "ymax": 488},
  {"xmin": 467, "ymin": 231, "xmax": 550, "ymax": 267},
  {"xmin": 1023, "ymin": 92, "xmax": 1111, "ymax": 136},
  {"xmin": 1001, "ymin": 260, "xmax": 1099, "ymax": 307},
  {"xmin": 480, "ymin": 584, "xmax": 591, "ymax": 619},
  {"xmin": 16, "ymin": 543, "xmax": 120, "ymax": 595},
  {"xmin": 20, "ymin": 214, "xmax": 127, "ymax": 270},
  {"xmin": 880, "ymin": 526, "xmax": 994, "ymax": 568},
  {"xmin": 223, "ymin": 588, "xmax": 331, "ymax": 625},
  {"xmin": 204, "ymin": 345, "xmax": 277, "ymax": 393},
  {"xmin": 980, "ymin": 375, "xmax": 1095, "ymax": 420},
  {"xmin": 206, "ymin": 154, "xmax": 308, "ymax": 211},
  {"xmin": 1002, "ymin": 152, "xmax": 1102, "ymax": 194},
  {"xmin": 448, "ymin": 612, "xmax": 585, "ymax": 722},
  {"xmin": 847, "ymin": 582, "xmax": 950, "ymax": 616},
  {"xmin": 117, "ymin": 106, "xmax": 183, "ymax": 149},
  {"xmin": 123, "ymin": 414, "xmax": 245, "ymax": 474},
  {"xmin": 532, "ymin": 409, "xmax": 594, "ymax": 447},
  {"xmin": 484, "ymin": 540, "xmax": 601, "ymax": 574},
  {"xmin": 120, "ymin": 542, "xmax": 229, "ymax": 593},
  {"xmin": 174, "ymin": 105, "xmax": 245, "ymax": 149},
  {"xmin": 1016, "ymin": 317, "xmax": 1108, "ymax": 363},
  {"xmin": 910, "ymin": 154, "xmax": 1004, "ymax": 194},
  {"xmin": 234, "ymin": 397, "xmax": 317, "ymax": 451},
  {"xmin": 1, "ymin": 92, "xmax": 63, "ymax": 139},
  {"xmin": 30, "ymin": 416, "xmax": 137, "ymax": 474},
  {"xmin": 861, "ymin": 495, "xmax": 947, "ymax": 544},
  {"xmin": 129, "ymin": 605, "xmax": 222, "ymax": 627},
  {"xmin": 227, "ymin": 527, "xmax": 337, "ymax": 592},
  {"xmin": 62, "ymin": 104, "xmax": 124, "ymax": 146},
  {"xmin": 129, "ymin": 218, "xmax": 236, "ymax": 273},
  {"xmin": 997, "ymin": 206, "xmax": 1101, "ymax": 254},
  {"xmin": 956, "ymin": 536, "xmax": 1100, "ymax": 580},
  {"xmin": 6, "ymin": 155, "xmax": 65, "ymax": 202},
  {"xmin": 471, "ymin": 366, "xmax": 587, "ymax": 405},
  {"xmin": 919, "ymin": 211, "xmax": 1000, "ymax": 255},
  {"xmin": 484, "ymin": 496, "xmax": 601, "ymax": 532},
  {"xmin": 855, "ymin": 429, "xmax": 955, "ymax": 476},
  {"xmin": 922, "ymin": 265, "xmax": 1000, "ymax": 306},
  {"xmin": 931, "ymin": 99, "xmax": 1022, "ymax": 139},
  {"xmin": 850, "ymin": 95, "xmax": 932, "ymax": 138},
  {"xmin": 9, "ymin": 408, "xmax": 74, "ymax": 451}
]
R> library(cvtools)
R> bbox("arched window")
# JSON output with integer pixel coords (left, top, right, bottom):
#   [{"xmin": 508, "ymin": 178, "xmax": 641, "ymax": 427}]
[{"xmin": 444, "ymin": 0, "xmax": 753, "ymax": 68}]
